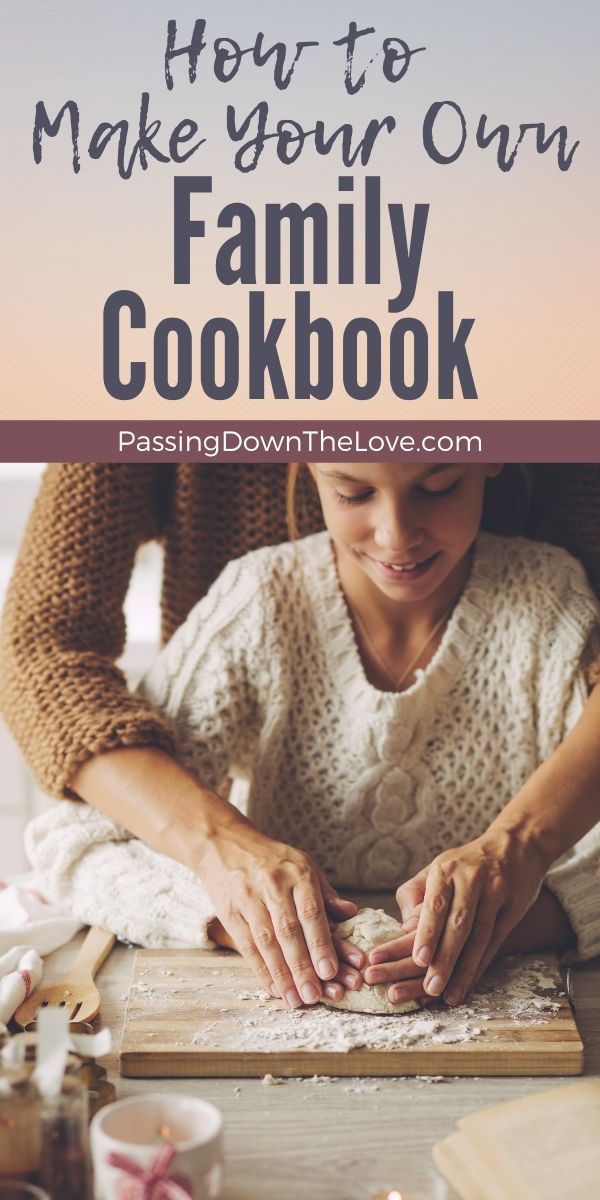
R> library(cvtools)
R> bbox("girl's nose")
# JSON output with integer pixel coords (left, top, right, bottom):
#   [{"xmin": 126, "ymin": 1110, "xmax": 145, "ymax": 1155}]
[{"xmin": 373, "ymin": 507, "xmax": 424, "ymax": 552}]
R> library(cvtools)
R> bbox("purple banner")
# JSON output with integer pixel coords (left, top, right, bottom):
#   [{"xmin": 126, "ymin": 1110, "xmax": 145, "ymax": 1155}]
[{"xmin": 1, "ymin": 422, "xmax": 600, "ymax": 463}]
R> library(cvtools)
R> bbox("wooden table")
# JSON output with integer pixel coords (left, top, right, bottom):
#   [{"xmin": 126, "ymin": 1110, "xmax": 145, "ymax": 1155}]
[{"xmin": 44, "ymin": 934, "xmax": 600, "ymax": 1200}]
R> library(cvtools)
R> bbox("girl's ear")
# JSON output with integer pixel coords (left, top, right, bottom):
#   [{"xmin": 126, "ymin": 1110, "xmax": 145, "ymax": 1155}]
[{"xmin": 485, "ymin": 463, "xmax": 504, "ymax": 479}]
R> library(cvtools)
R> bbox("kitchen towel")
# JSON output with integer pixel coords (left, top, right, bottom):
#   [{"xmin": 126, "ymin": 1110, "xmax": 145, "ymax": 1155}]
[{"xmin": 0, "ymin": 875, "xmax": 82, "ymax": 1022}]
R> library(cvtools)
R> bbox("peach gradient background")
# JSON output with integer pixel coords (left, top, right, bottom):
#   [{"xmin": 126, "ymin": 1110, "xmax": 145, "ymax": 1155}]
[{"xmin": 2, "ymin": 1, "xmax": 598, "ymax": 422}]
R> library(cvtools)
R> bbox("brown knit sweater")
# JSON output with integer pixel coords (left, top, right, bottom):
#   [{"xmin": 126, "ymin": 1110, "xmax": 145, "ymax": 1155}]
[{"xmin": 2, "ymin": 463, "xmax": 600, "ymax": 799}]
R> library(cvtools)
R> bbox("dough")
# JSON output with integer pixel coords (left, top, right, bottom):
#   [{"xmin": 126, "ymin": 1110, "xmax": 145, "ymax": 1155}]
[{"xmin": 321, "ymin": 907, "xmax": 419, "ymax": 1015}]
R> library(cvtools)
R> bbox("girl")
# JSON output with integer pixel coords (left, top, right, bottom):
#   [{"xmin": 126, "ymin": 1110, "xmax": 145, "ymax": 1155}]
[{"xmin": 25, "ymin": 464, "xmax": 600, "ymax": 1009}]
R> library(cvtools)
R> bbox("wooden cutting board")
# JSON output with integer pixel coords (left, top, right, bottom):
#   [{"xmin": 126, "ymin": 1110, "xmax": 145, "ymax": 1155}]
[{"xmin": 119, "ymin": 950, "xmax": 582, "ymax": 1078}]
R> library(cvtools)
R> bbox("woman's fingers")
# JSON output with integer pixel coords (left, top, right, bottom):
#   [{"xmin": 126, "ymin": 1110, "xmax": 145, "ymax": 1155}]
[
  {"xmin": 292, "ymin": 875, "xmax": 340, "ymax": 984},
  {"xmin": 260, "ymin": 892, "xmax": 327, "ymax": 1006},
  {"xmin": 231, "ymin": 911, "xmax": 301, "ymax": 1006},
  {"xmin": 470, "ymin": 907, "xmax": 524, "ymax": 987},
  {"xmin": 319, "ymin": 875, "xmax": 357, "ymax": 920},
  {"xmin": 396, "ymin": 874, "xmax": 427, "ymax": 924},
  {"xmin": 442, "ymin": 900, "xmax": 501, "ymax": 1005},
  {"xmin": 412, "ymin": 866, "xmax": 455, "ymax": 969},
  {"xmin": 394, "ymin": 830, "xmax": 551, "ymax": 1006},
  {"xmin": 402, "ymin": 914, "xmax": 419, "ymax": 934},
  {"xmin": 420, "ymin": 873, "xmax": 485, "ymax": 998},
  {"xmin": 207, "ymin": 832, "xmax": 357, "ymax": 1007}
]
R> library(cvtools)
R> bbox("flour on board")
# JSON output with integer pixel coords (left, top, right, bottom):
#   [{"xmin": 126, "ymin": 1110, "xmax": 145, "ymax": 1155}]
[{"xmin": 178, "ymin": 958, "xmax": 565, "ymax": 1053}]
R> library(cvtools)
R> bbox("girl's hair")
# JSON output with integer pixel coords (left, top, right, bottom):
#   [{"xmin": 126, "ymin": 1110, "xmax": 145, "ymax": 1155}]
[
  {"xmin": 286, "ymin": 464, "xmax": 313, "ymax": 540},
  {"xmin": 287, "ymin": 463, "xmax": 533, "ymax": 541}
]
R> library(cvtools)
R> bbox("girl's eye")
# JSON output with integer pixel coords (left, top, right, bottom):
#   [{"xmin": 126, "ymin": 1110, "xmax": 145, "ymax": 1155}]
[
  {"xmin": 420, "ymin": 480, "xmax": 461, "ymax": 499},
  {"xmin": 336, "ymin": 490, "xmax": 373, "ymax": 505}
]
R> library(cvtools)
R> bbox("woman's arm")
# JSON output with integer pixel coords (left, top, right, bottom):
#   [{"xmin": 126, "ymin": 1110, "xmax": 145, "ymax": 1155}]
[
  {"xmin": 394, "ymin": 683, "xmax": 600, "ymax": 1005},
  {"xmin": 5, "ymin": 466, "xmax": 358, "ymax": 1003},
  {"xmin": 0, "ymin": 463, "xmax": 174, "ymax": 798},
  {"xmin": 62, "ymin": 553, "xmax": 363, "ymax": 1006},
  {"xmin": 71, "ymin": 746, "xmax": 359, "ymax": 1006}
]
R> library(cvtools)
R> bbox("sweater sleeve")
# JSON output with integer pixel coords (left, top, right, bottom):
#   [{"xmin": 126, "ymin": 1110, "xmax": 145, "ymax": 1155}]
[
  {"xmin": 0, "ymin": 464, "xmax": 176, "ymax": 799},
  {"xmin": 24, "ymin": 801, "xmax": 215, "ymax": 949}
]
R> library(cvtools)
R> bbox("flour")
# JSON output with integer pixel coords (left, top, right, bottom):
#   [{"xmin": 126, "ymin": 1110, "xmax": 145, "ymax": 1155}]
[
  {"xmin": 236, "ymin": 988, "xmax": 271, "ymax": 1003},
  {"xmin": 181, "ymin": 956, "xmax": 566, "ymax": 1054}
]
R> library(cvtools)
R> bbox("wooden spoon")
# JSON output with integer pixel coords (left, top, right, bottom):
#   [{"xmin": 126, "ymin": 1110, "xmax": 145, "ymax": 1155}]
[{"xmin": 14, "ymin": 926, "xmax": 116, "ymax": 1029}]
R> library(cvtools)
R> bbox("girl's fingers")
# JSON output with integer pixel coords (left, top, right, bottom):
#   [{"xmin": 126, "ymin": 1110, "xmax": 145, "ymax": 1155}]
[
  {"xmin": 387, "ymin": 977, "xmax": 429, "ymax": 1004},
  {"xmin": 442, "ymin": 900, "xmax": 501, "ymax": 1006},
  {"xmin": 368, "ymin": 933, "xmax": 415, "ymax": 965},
  {"xmin": 333, "ymin": 933, "xmax": 366, "ymax": 971},
  {"xmin": 364, "ymin": 956, "xmax": 426, "ymax": 986},
  {"xmin": 323, "ymin": 981, "xmax": 345, "ymax": 1001},
  {"xmin": 335, "ymin": 965, "xmax": 364, "ymax": 990}
]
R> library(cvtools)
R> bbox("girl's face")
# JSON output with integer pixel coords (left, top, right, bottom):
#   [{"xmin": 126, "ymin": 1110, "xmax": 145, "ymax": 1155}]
[{"xmin": 309, "ymin": 463, "xmax": 502, "ymax": 608}]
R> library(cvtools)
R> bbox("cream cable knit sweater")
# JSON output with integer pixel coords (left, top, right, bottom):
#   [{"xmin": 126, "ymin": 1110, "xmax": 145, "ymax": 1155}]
[{"xmin": 26, "ymin": 532, "xmax": 600, "ymax": 960}]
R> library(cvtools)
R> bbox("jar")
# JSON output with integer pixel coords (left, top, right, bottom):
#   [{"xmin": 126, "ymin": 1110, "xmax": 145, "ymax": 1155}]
[
  {"xmin": 39, "ymin": 1074, "xmax": 93, "ymax": 1200},
  {"xmin": 0, "ymin": 1071, "xmax": 40, "ymax": 1183}
]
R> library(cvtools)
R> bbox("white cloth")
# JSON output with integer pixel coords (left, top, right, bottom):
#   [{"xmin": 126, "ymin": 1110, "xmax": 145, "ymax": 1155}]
[
  {"xmin": 25, "ymin": 532, "xmax": 600, "ymax": 959},
  {"xmin": 0, "ymin": 876, "xmax": 82, "ymax": 1021}
]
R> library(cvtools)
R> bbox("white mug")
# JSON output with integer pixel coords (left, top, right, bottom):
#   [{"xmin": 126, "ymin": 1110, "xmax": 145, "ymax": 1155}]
[{"xmin": 90, "ymin": 1093, "xmax": 223, "ymax": 1200}]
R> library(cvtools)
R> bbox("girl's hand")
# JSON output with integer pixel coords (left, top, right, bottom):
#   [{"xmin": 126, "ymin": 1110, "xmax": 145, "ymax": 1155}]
[
  {"xmin": 362, "ymin": 913, "xmax": 428, "ymax": 1005},
  {"xmin": 395, "ymin": 826, "xmax": 549, "ymax": 1006},
  {"xmin": 201, "ymin": 818, "xmax": 357, "ymax": 1008},
  {"xmin": 317, "ymin": 932, "xmax": 368, "ymax": 1002}
]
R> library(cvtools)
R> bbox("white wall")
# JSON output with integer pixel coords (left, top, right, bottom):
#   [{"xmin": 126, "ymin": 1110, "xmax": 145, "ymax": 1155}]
[{"xmin": 0, "ymin": 465, "xmax": 163, "ymax": 876}]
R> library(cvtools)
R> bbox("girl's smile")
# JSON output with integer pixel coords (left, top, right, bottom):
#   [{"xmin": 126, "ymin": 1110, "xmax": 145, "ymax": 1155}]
[
  {"xmin": 309, "ymin": 462, "xmax": 503, "ymax": 621},
  {"xmin": 366, "ymin": 550, "xmax": 440, "ymax": 584}
]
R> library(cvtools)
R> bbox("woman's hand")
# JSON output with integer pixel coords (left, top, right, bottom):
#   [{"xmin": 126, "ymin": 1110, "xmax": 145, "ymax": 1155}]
[
  {"xmin": 209, "ymin": 916, "xmax": 367, "ymax": 1004},
  {"xmin": 70, "ymin": 748, "xmax": 358, "ymax": 1008},
  {"xmin": 395, "ymin": 826, "xmax": 549, "ymax": 1006},
  {"xmin": 200, "ymin": 816, "xmax": 357, "ymax": 1008}
]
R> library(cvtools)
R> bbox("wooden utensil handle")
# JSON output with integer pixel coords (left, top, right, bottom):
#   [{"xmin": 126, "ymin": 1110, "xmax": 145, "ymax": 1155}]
[{"xmin": 71, "ymin": 926, "xmax": 116, "ymax": 977}]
